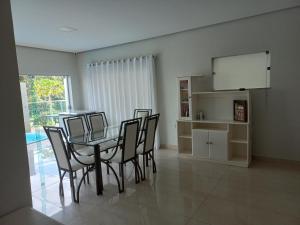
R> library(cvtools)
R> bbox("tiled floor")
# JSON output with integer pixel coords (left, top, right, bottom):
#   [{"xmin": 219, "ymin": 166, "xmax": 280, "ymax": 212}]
[{"xmin": 30, "ymin": 148, "xmax": 300, "ymax": 225}]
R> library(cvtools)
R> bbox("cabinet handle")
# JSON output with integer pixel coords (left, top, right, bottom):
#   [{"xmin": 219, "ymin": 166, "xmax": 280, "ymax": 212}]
[{"xmin": 206, "ymin": 142, "xmax": 209, "ymax": 145}]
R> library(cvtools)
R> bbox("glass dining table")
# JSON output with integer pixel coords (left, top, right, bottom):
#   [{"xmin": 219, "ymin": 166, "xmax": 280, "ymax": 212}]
[{"xmin": 68, "ymin": 126, "xmax": 120, "ymax": 195}]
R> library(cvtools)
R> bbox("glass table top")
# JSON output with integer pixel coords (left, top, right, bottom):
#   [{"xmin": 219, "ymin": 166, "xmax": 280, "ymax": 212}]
[{"xmin": 68, "ymin": 126, "xmax": 120, "ymax": 146}]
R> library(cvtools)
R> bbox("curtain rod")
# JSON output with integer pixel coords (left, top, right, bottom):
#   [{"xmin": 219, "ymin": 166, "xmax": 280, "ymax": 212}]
[{"xmin": 88, "ymin": 55, "xmax": 156, "ymax": 67}]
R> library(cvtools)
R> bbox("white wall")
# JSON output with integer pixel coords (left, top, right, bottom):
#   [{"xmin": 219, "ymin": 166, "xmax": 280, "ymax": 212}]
[
  {"xmin": 77, "ymin": 7, "xmax": 300, "ymax": 161},
  {"xmin": 0, "ymin": 0, "xmax": 32, "ymax": 216},
  {"xmin": 16, "ymin": 46, "xmax": 83, "ymax": 109}
]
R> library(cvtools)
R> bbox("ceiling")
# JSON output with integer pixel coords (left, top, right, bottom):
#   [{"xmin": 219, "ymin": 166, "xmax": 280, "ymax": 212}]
[{"xmin": 11, "ymin": 0, "xmax": 300, "ymax": 53}]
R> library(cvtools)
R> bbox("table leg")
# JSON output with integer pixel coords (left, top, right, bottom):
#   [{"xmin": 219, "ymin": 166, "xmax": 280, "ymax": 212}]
[{"xmin": 94, "ymin": 145, "xmax": 103, "ymax": 195}]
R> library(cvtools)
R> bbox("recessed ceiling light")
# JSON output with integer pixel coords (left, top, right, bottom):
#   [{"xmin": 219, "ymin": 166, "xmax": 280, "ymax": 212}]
[{"xmin": 58, "ymin": 26, "xmax": 78, "ymax": 32}]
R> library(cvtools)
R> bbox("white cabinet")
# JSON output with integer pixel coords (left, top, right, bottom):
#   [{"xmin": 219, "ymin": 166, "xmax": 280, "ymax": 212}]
[
  {"xmin": 209, "ymin": 131, "xmax": 228, "ymax": 161},
  {"xmin": 192, "ymin": 129, "xmax": 209, "ymax": 158},
  {"xmin": 192, "ymin": 129, "xmax": 228, "ymax": 161},
  {"xmin": 177, "ymin": 76, "xmax": 251, "ymax": 167}
]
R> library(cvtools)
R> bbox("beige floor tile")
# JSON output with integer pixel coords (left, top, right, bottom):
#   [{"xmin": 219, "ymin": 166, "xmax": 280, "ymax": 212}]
[
  {"xmin": 191, "ymin": 195, "xmax": 249, "ymax": 225},
  {"xmin": 27, "ymin": 149, "xmax": 300, "ymax": 225}
]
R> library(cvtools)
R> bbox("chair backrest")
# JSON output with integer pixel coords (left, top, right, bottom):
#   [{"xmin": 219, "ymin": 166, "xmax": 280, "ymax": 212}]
[
  {"xmin": 119, "ymin": 119, "xmax": 140, "ymax": 162},
  {"xmin": 64, "ymin": 116, "xmax": 86, "ymax": 137},
  {"xmin": 86, "ymin": 112, "xmax": 108, "ymax": 132},
  {"xmin": 133, "ymin": 109, "xmax": 152, "ymax": 129},
  {"xmin": 44, "ymin": 126, "xmax": 71, "ymax": 171},
  {"xmin": 143, "ymin": 114, "xmax": 160, "ymax": 153}
]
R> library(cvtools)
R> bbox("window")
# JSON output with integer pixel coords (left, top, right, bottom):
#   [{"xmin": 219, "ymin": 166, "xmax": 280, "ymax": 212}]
[{"xmin": 20, "ymin": 75, "xmax": 72, "ymax": 133}]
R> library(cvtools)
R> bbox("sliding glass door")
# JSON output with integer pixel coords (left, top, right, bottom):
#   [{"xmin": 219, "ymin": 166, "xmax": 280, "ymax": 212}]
[{"xmin": 19, "ymin": 75, "xmax": 72, "ymax": 178}]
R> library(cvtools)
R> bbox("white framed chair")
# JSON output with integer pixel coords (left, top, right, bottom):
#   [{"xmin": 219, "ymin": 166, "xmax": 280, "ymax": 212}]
[
  {"xmin": 63, "ymin": 115, "xmax": 94, "ymax": 156},
  {"xmin": 133, "ymin": 109, "xmax": 152, "ymax": 131},
  {"xmin": 100, "ymin": 118, "xmax": 142, "ymax": 193},
  {"xmin": 133, "ymin": 109, "xmax": 152, "ymax": 118},
  {"xmin": 43, "ymin": 126, "xmax": 95, "ymax": 203},
  {"xmin": 85, "ymin": 112, "xmax": 108, "ymax": 131},
  {"xmin": 137, "ymin": 114, "xmax": 160, "ymax": 180},
  {"xmin": 86, "ymin": 112, "xmax": 118, "ymax": 151}
]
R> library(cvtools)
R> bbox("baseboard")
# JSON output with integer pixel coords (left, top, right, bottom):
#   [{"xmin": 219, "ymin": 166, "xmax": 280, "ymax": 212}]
[
  {"xmin": 160, "ymin": 144, "xmax": 178, "ymax": 150},
  {"xmin": 253, "ymin": 155, "xmax": 300, "ymax": 165}
]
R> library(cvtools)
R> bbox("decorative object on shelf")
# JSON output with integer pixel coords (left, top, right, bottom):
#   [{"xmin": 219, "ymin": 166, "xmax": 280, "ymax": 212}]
[
  {"xmin": 233, "ymin": 100, "xmax": 247, "ymax": 122},
  {"xmin": 178, "ymin": 77, "xmax": 192, "ymax": 120},
  {"xmin": 181, "ymin": 104, "xmax": 189, "ymax": 117},
  {"xmin": 196, "ymin": 111, "xmax": 204, "ymax": 120},
  {"xmin": 180, "ymin": 80, "xmax": 188, "ymax": 90}
]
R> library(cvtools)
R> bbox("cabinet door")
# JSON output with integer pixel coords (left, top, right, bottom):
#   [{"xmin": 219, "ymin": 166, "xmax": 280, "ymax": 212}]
[
  {"xmin": 192, "ymin": 129, "xmax": 209, "ymax": 158},
  {"xmin": 209, "ymin": 130, "xmax": 228, "ymax": 161},
  {"xmin": 178, "ymin": 77, "xmax": 192, "ymax": 120}
]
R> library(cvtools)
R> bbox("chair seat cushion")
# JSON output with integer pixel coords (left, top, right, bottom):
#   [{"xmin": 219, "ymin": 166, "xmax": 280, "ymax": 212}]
[
  {"xmin": 70, "ymin": 156, "xmax": 94, "ymax": 171},
  {"xmin": 101, "ymin": 149, "xmax": 122, "ymax": 163},
  {"xmin": 76, "ymin": 146, "xmax": 94, "ymax": 156},
  {"xmin": 99, "ymin": 139, "xmax": 118, "ymax": 151}
]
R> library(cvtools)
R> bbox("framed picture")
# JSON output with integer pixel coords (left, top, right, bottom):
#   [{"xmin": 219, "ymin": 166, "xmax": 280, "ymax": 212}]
[{"xmin": 233, "ymin": 100, "xmax": 247, "ymax": 122}]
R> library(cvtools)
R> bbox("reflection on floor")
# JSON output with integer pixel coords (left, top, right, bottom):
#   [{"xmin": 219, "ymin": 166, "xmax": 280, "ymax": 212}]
[{"xmin": 29, "ymin": 145, "xmax": 300, "ymax": 225}]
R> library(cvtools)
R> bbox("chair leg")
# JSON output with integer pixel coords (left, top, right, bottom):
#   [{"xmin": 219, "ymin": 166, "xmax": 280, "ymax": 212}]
[
  {"xmin": 146, "ymin": 153, "xmax": 149, "ymax": 167},
  {"xmin": 119, "ymin": 164, "xmax": 122, "ymax": 177},
  {"xmin": 107, "ymin": 163, "xmax": 110, "ymax": 175},
  {"xmin": 136, "ymin": 157, "xmax": 144, "ymax": 181},
  {"xmin": 76, "ymin": 166, "xmax": 93, "ymax": 203},
  {"xmin": 132, "ymin": 159, "xmax": 139, "ymax": 184},
  {"xmin": 120, "ymin": 163, "xmax": 124, "ymax": 192},
  {"xmin": 86, "ymin": 167, "xmax": 90, "ymax": 184},
  {"xmin": 150, "ymin": 151, "xmax": 157, "ymax": 173},
  {"xmin": 142, "ymin": 154, "xmax": 146, "ymax": 180},
  {"xmin": 59, "ymin": 170, "xmax": 66, "ymax": 196},
  {"xmin": 106, "ymin": 162, "xmax": 122, "ymax": 193},
  {"xmin": 69, "ymin": 171, "xmax": 77, "ymax": 203},
  {"xmin": 82, "ymin": 168, "xmax": 86, "ymax": 184}
]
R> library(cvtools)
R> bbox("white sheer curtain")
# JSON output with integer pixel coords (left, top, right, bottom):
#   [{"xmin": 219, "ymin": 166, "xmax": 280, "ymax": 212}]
[{"xmin": 86, "ymin": 55, "xmax": 159, "ymax": 146}]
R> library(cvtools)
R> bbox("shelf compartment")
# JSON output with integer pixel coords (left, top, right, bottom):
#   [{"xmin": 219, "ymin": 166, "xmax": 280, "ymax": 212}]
[
  {"xmin": 179, "ymin": 135, "xmax": 192, "ymax": 139},
  {"xmin": 229, "ymin": 124, "xmax": 248, "ymax": 141},
  {"xmin": 192, "ymin": 122, "xmax": 228, "ymax": 131},
  {"xmin": 191, "ymin": 90, "xmax": 249, "ymax": 122},
  {"xmin": 178, "ymin": 121, "xmax": 192, "ymax": 137},
  {"xmin": 192, "ymin": 90, "xmax": 249, "ymax": 96},
  {"xmin": 193, "ymin": 120, "xmax": 248, "ymax": 125},
  {"xmin": 228, "ymin": 142, "xmax": 247, "ymax": 162},
  {"xmin": 178, "ymin": 138, "xmax": 192, "ymax": 154},
  {"xmin": 230, "ymin": 139, "xmax": 248, "ymax": 144}
]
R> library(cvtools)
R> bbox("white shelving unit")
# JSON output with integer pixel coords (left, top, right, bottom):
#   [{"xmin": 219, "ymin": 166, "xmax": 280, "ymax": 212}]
[{"xmin": 177, "ymin": 76, "xmax": 251, "ymax": 167}]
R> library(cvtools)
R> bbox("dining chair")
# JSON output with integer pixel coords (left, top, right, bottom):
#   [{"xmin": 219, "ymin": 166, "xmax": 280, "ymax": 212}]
[
  {"xmin": 133, "ymin": 109, "xmax": 152, "ymax": 118},
  {"xmin": 133, "ymin": 109, "xmax": 152, "ymax": 128},
  {"xmin": 63, "ymin": 115, "xmax": 94, "ymax": 156},
  {"xmin": 43, "ymin": 126, "xmax": 95, "ymax": 203},
  {"xmin": 100, "ymin": 118, "xmax": 142, "ymax": 193},
  {"xmin": 86, "ymin": 112, "xmax": 117, "ymax": 151},
  {"xmin": 85, "ymin": 112, "xmax": 108, "ymax": 130},
  {"xmin": 137, "ymin": 114, "xmax": 160, "ymax": 180},
  {"xmin": 133, "ymin": 109, "xmax": 152, "ymax": 144}
]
